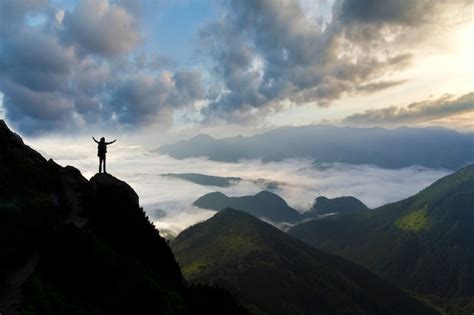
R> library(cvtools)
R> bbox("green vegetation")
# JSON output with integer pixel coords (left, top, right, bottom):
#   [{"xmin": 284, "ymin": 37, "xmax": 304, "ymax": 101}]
[
  {"xmin": 304, "ymin": 195, "xmax": 369, "ymax": 217},
  {"xmin": 289, "ymin": 164, "xmax": 474, "ymax": 313},
  {"xmin": 395, "ymin": 207, "xmax": 429, "ymax": 231},
  {"xmin": 172, "ymin": 209, "xmax": 438, "ymax": 315},
  {"xmin": 193, "ymin": 191, "xmax": 303, "ymax": 223}
]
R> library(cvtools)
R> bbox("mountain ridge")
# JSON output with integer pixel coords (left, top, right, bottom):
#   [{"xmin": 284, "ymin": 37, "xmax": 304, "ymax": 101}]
[
  {"xmin": 289, "ymin": 164, "xmax": 474, "ymax": 302},
  {"xmin": 0, "ymin": 119, "xmax": 247, "ymax": 315},
  {"xmin": 305, "ymin": 196, "xmax": 369, "ymax": 217},
  {"xmin": 193, "ymin": 190, "xmax": 303, "ymax": 224},
  {"xmin": 158, "ymin": 124, "xmax": 474, "ymax": 169},
  {"xmin": 172, "ymin": 208, "xmax": 439, "ymax": 315}
]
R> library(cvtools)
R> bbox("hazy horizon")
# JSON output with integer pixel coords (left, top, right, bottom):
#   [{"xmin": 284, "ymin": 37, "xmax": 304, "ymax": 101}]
[
  {"xmin": 0, "ymin": 0, "xmax": 472, "ymax": 262},
  {"xmin": 24, "ymin": 134, "xmax": 450, "ymax": 236}
]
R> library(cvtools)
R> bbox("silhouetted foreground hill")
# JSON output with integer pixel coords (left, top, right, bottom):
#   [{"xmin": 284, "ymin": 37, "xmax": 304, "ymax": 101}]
[
  {"xmin": 158, "ymin": 125, "xmax": 474, "ymax": 169},
  {"xmin": 193, "ymin": 191, "xmax": 303, "ymax": 224},
  {"xmin": 172, "ymin": 209, "xmax": 438, "ymax": 315},
  {"xmin": 289, "ymin": 165, "xmax": 474, "ymax": 313},
  {"xmin": 0, "ymin": 120, "xmax": 246, "ymax": 315},
  {"xmin": 304, "ymin": 196, "xmax": 369, "ymax": 217}
]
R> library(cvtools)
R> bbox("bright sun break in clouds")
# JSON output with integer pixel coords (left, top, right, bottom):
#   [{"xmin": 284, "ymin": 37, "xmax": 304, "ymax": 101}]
[{"xmin": 0, "ymin": 0, "xmax": 472, "ymax": 137}]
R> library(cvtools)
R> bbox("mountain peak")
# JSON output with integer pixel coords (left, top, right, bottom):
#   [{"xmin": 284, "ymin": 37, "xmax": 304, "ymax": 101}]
[
  {"xmin": 254, "ymin": 190, "xmax": 282, "ymax": 199},
  {"xmin": 90, "ymin": 172, "xmax": 139, "ymax": 207},
  {"xmin": 305, "ymin": 195, "xmax": 369, "ymax": 217},
  {"xmin": 0, "ymin": 119, "xmax": 246, "ymax": 314},
  {"xmin": 191, "ymin": 133, "xmax": 215, "ymax": 141},
  {"xmin": 173, "ymin": 209, "xmax": 438, "ymax": 315},
  {"xmin": 193, "ymin": 191, "xmax": 302, "ymax": 224}
]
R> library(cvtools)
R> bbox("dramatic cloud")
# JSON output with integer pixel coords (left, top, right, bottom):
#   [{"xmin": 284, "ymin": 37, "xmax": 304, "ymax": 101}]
[
  {"xmin": 110, "ymin": 70, "xmax": 205, "ymax": 127},
  {"xmin": 0, "ymin": 0, "xmax": 471, "ymax": 134},
  {"xmin": 0, "ymin": 0, "xmax": 205, "ymax": 134},
  {"xmin": 343, "ymin": 92, "xmax": 474, "ymax": 126},
  {"xmin": 339, "ymin": 0, "xmax": 432, "ymax": 25},
  {"xmin": 199, "ymin": 0, "xmax": 470, "ymax": 121},
  {"xmin": 62, "ymin": 0, "xmax": 140, "ymax": 56}
]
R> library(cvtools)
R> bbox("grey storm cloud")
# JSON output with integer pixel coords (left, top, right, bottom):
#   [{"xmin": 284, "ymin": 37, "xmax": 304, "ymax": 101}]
[
  {"xmin": 0, "ymin": 0, "xmax": 471, "ymax": 134},
  {"xmin": 343, "ymin": 92, "xmax": 474, "ymax": 126},
  {"xmin": 0, "ymin": 0, "xmax": 204, "ymax": 135},
  {"xmin": 110, "ymin": 69, "xmax": 205, "ymax": 127},
  {"xmin": 339, "ymin": 0, "xmax": 433, "ymax": 25},
  {"xmin": 0, "ymin": 0, "xmax": 50, "ymax": 31},
  {"xmin": 199, "ymin": 0, "xmax": 469, "ymax": 121},
  {"xmin": 62, "ymin": 0, "xmax": 140, "ymax": 56}
]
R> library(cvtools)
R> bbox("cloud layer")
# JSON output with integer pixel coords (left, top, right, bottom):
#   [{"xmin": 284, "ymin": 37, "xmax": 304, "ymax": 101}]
[
  {"xmin": 0, "ymin": 0, "xmax": 205, "ymax": 134},
  {"xmin": 29, "ymin": 137, "xmax": 450, "ymax": 236},
  {"xmin": 343, "ymin": 92, "xmax": 474, "ymax": 126}
]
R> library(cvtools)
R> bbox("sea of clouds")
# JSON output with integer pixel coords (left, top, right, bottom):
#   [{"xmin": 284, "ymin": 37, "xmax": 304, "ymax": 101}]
[{"xmin": 29, "ymin": 138, "xmax": 450, "ymax": 237}]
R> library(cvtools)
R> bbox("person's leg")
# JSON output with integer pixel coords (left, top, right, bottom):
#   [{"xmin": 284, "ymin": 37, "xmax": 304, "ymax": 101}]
[
  {"xmin": 103, "ymin": 155, "xmax": 107, "ymax": 174},
  {"xmin": 99, "ymin": 157, "xmax": 103, "ymax": 173}
]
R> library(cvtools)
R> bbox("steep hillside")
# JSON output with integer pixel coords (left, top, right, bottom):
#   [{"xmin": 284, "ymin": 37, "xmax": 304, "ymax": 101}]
[
  {"xmin": 193, "ymin": 191, "xmax": 303, "ymax": 223},
  {"xmin": 0, "ymin": 120, "xmax": 246, "ymax": 315},
  {"xmin": 304, "ymin": 196, "xmax": 369, "ymax": 217},
  {"xmin": 289, "ymin": 165, "xmax": 474, "ymax": 303},
  {"xmin": 172, "ymin": 209, "xmax": 438, "ymax": 315},
  {"xmin": 158, "ymin": 125, "xmax": 474, "ymax": 169}
]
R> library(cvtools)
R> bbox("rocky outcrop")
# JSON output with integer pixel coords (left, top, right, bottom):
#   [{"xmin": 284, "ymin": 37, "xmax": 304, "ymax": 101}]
[{"xmin": 0, "ymin": 120, "xmax": 246, "ymax": 315}]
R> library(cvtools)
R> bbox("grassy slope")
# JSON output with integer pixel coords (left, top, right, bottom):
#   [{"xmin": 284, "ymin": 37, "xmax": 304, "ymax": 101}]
[
  {"xmin": 172, "ymin": 209, "xmax": 439, "ymax": 315},
  {"xmin": 289, "ymin": 165, "xmax": 474, "ymax": 312}
]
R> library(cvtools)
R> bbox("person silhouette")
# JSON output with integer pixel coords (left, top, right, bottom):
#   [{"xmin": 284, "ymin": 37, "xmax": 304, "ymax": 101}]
[{"xmin": 92, "ymin": 137, "xmax": 116, "ymax": 174}]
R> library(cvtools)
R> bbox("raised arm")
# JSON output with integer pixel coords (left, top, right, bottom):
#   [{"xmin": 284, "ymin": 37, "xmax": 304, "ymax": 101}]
[
  {"xmin": 92, "ymin": 137, "xmax": 99, "ymax": 143},
  {"xmin": 106, "ymin": 140, "xmax": 117, "ymax": 145}
]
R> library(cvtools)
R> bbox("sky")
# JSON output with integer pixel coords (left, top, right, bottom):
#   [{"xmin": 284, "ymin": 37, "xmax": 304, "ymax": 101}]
[
  {"xmin": 0, "ymin": 0, "xmax": 473, "ymax": 143},
  {"xmin": 1, "ymin": 0, "xmax": 469, "ymax": 236}
]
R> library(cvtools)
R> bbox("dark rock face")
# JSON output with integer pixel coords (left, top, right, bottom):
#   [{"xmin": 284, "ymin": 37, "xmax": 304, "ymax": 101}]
[
  {"xmin": 0, "ymin": 120, "xmax": 247, "ymax": 315},
  {"xmin": 88, "ymin": 173, "xmax": 184, "ymax": 286},
  {"xmin": 90, "ymin": 173, "xmax": 139, "ymax": 209}
]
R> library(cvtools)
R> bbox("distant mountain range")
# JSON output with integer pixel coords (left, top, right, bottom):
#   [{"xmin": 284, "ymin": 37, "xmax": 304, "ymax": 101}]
[
  {"xmin": 289, "ymin": 164, "xmax": 474, "ymax": 311},
  {"xmin": 158, "ymin": 125, "xmax": 474, "ymax": 169},
  {"xmin": 162, "ymin": 173, "xmax": 242, "ymax": 187},
  {"xmin": 193, "ymin": 191, "xmax": 303, "ymax": 224},
  {"xmin": 193, "ymin": 191, "xmax": 372, "ymax": 226},
  {"xmin": 172, "ymin": 209, "xmax": 438, "ymax": 315}
]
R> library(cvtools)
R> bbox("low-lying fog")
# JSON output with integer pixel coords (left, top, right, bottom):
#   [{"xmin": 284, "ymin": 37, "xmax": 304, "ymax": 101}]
[{"xmin": 30, "ymin": 139, "xmax": 450, "ymax": 237}]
